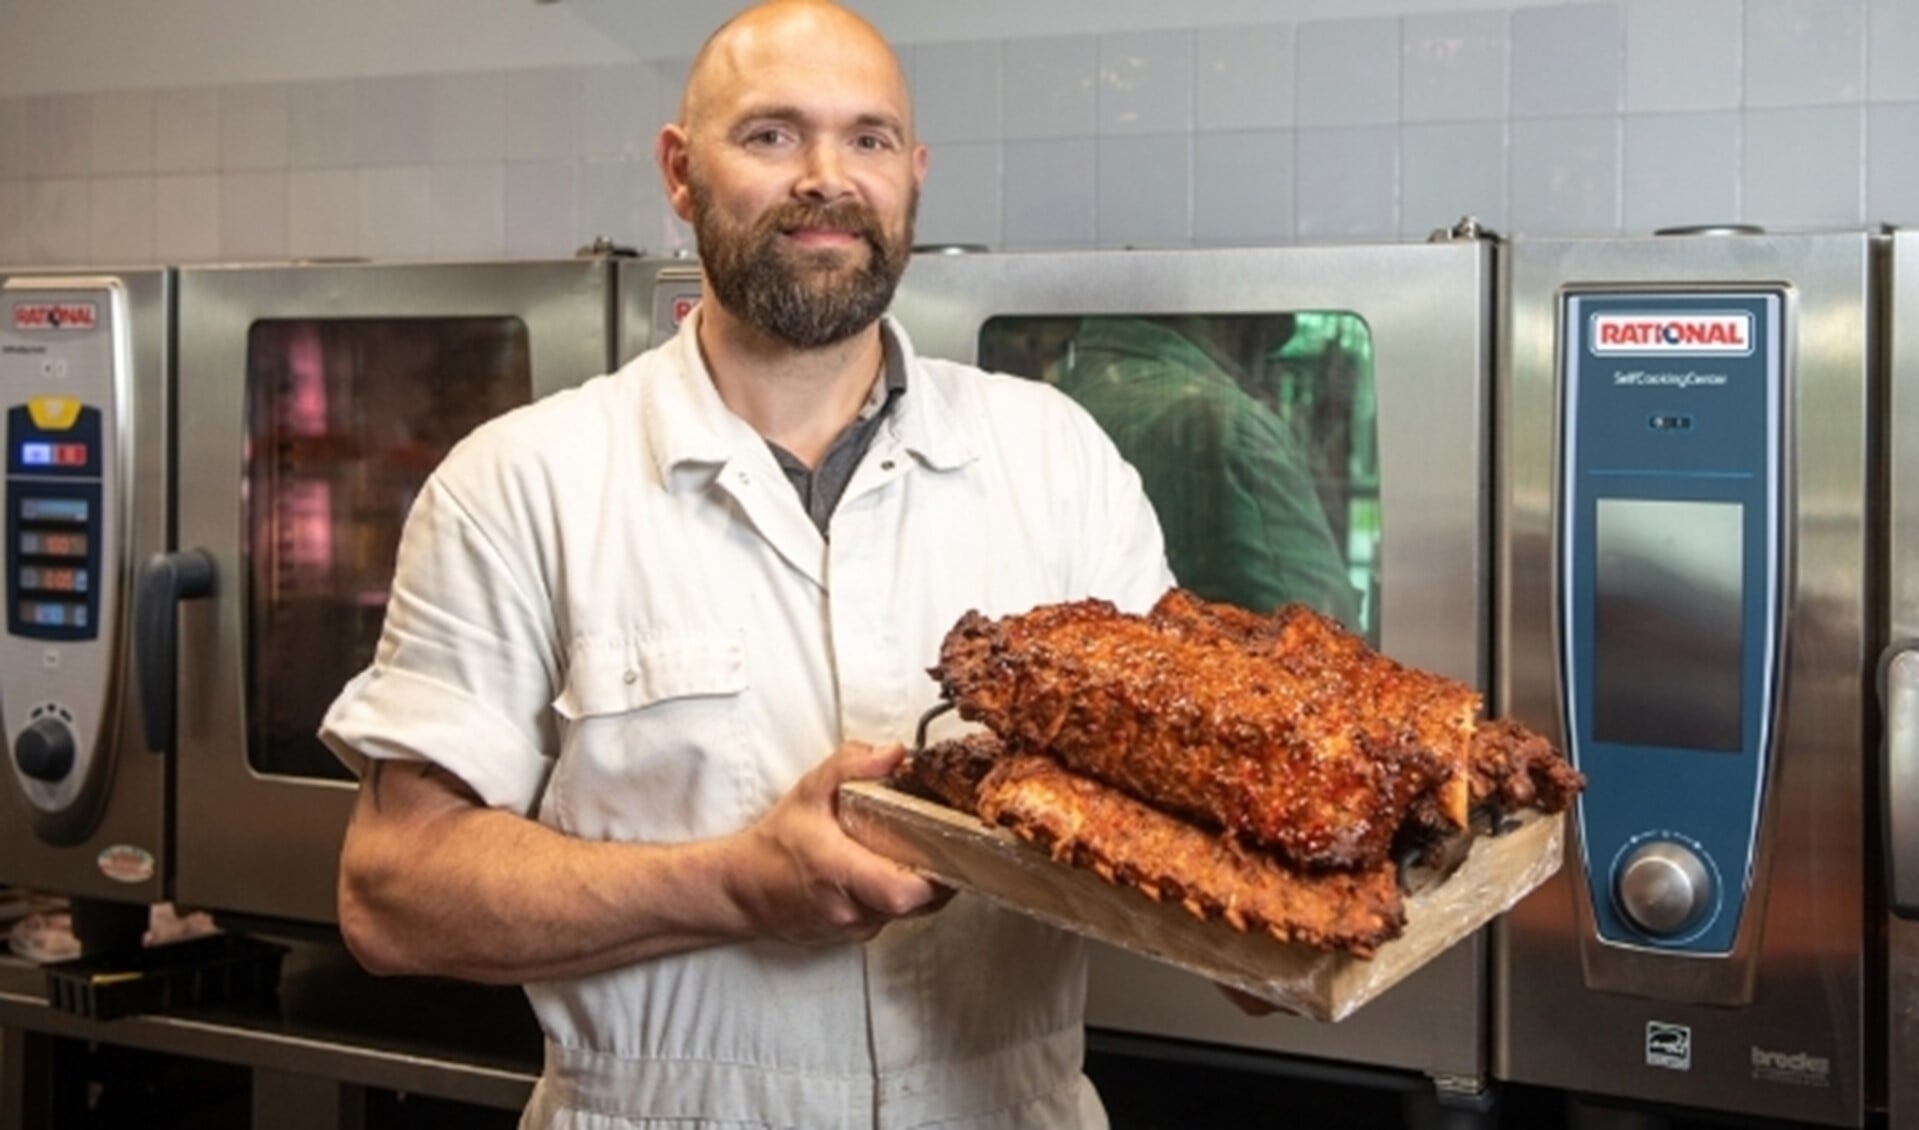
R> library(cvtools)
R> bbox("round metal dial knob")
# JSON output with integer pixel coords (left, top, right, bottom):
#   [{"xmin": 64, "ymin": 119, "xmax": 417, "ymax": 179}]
[
  {"xmin": 1617, "ymin": 841, "xmax": 1713, "ymax": 936},
  {"xmin": 14, "ymin": 717, "xmax": 76, "ymax": 783}
]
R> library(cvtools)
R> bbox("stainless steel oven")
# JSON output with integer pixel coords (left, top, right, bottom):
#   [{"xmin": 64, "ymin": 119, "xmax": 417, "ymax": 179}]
[
  {"xmin": 662, "ymin": 236, "xmax": 1500, "ymax": 1103},
  {"xmin": 1495, "ymin": 229, "xmax": 1888, "ymax": 1127},
  {"xmin": 138, "ymin": 259, "xmax": 617, "ymax": 928},
  {"xmin": 0, "ymin": 268, "xmax": 171, "ymax": 908}
]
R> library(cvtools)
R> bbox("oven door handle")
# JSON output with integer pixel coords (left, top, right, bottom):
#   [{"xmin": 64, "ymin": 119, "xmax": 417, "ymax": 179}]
[
  {"xmin": 1879, "ymin": 641, "xmax": 1919, "ymax": 920},
  {"xmin": 134, "ymin": 550, "xmax": 216, "ymax": 753}
]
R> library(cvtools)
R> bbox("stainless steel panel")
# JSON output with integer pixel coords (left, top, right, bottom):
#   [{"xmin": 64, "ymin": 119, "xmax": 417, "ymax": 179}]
[
  {"xmin": 1892, "ymin": 920, "xmax": 1919, "ymax": 1130},
  {"xmin": 1886, "ymin": 228, "xmax": 1919, "ymax": 1130},
  {"xmin": 173, "ymin": 260, "xmax": 614, "ymax": 925},
  {"xmin": 1883, "ymin": 651, "xmax": 1919, "ymax": 1130},
  {"xmin": 883, "ymin": 242, "xmax": 1497, "ymax": 1080},
  {"xmin": 0, "ymin": 267, "xmax": 170, "ymax": 905},
  {"xmin": 1496, "ymin": 232, "xmax": 1874, "ymax": 1126}
]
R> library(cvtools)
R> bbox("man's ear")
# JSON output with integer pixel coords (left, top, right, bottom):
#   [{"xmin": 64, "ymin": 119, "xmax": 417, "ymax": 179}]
[{"xmin": 657, "ymin": 124, "xmax": 695, "ymax": 222}]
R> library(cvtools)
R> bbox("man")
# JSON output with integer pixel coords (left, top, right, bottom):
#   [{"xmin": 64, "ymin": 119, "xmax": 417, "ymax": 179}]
[{"xmin": 319, "ymin": 2, "xmax": 1171, "ymax": 1127}]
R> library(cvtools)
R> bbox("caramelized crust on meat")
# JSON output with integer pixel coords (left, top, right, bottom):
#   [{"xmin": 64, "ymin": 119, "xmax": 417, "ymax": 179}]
[
  {"xmin": 898, "ymin": 737, "xmax": 1406, "ymax": 957},
  {"xmin": 1152, "ymin": 591, "xmax": 1476, "ymax": 831},
  {"xmin": 1468, "ymin": 719, "xmax": 1586, "ymax": 813},
  {"xmin": 931, "ymin": 590, "xmax": 1479, "ymax": 870},
  {"xmin": 1402, "ymin": 718, "xmax": 1588, "ymax": 848},
  {"xmin": 891, "ymin": 731, "xmax": 1004, "ymax": 812}
]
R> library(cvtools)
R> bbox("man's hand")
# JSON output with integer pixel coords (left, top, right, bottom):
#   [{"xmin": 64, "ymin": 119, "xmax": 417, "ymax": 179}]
[
  {"xmin": 1216, "ymin": 983, "xmax": 1284, "ymax": 1017},
  {"xmin": 725, "ymin": 741, "xmax": 944, "ymax": 947}
]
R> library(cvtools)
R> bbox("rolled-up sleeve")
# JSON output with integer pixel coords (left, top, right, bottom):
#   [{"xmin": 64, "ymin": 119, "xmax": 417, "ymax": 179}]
[{"xmin": 318, "ymin": 469, "xmax": 561, "ymax": 816}]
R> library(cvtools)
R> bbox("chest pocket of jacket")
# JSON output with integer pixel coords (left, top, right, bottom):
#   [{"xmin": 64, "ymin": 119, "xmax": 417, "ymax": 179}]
[
  {"xmin": 555, "ymin": 633, "xmax": 747, "ymax": 719},
  {"xmin": 547, "ymin": 632, "xmax": 752, "ymax": 840}
]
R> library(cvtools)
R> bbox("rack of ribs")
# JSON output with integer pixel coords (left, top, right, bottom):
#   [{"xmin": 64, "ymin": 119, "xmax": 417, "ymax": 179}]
[
  {"xmin": 931, "ymin": 589, "xmax": 1483, "ymax": 871},
  {"xmin": 902, "ymin": 732, "xmax": 1408, "ymax": 956},
  {"xmin": 905, "ymin": 589, "xmax": 1584, "ymax": 957}
]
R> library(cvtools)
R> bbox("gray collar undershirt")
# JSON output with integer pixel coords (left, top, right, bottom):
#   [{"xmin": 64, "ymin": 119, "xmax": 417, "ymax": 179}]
[{"xmin": 765, "ymin": 329, "xmax": 908, "ymax": 535}]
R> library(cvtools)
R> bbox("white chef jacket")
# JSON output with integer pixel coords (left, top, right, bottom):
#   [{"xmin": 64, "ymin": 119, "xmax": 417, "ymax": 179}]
[{"xmin": 320, "ymin": 311, "xmax": 1174, "ymax": 1130}]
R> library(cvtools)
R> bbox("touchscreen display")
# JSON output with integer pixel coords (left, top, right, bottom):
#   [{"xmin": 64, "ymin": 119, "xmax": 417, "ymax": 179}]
[{"xmin": 1593, "ymin": 498, "xmax": 1745, "ymax": 752}]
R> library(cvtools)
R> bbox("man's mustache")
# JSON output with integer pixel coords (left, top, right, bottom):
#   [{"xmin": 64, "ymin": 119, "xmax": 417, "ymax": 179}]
[{"xmin": 758, "ymin": 200, "xmax": 887, "ymax": 250}]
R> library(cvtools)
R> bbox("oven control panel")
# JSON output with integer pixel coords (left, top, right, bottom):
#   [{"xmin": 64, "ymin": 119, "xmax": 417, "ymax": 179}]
[
  {"xmin": 1558, "ymin": 289, "xmax": 1784, "ymax": 956},
  {"xmin": 8, "ymin": 398, "xmax": 103, "ymax": 639},
  {"xmin": 0, "ymin": 280, "xmax": 125, "ymax": 839}
]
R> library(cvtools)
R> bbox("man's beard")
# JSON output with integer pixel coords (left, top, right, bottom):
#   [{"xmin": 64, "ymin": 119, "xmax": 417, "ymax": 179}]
[{"xmin": 690, "ymin": 178, "xmax": 917, "ymax": 350}]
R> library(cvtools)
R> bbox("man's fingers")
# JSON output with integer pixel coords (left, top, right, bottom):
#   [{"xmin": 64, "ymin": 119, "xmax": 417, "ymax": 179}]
[
  {"xmin": 832, "ymin": 740, "xmax": 907, "ymax": 782},
  {"xmin": 1216, "ymin": 984, "xmax": 1282, "ymax": 1016},
  {"xmin": 840, "ymin": 855, "xmax": 939, "ymax": 918}
]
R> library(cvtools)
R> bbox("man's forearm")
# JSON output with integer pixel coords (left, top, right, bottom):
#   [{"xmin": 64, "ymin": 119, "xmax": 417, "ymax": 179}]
[{"xmin": 339, "ymin": 761, "xmax": 751, "ymax": 984}]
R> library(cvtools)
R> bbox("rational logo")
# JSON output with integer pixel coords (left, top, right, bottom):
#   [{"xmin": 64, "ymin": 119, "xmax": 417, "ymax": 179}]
[
  {"xmin": 1592, "ymin": 312, "xmax": 1753, "ymax": 356},
  {"xmin": 1646, "ymin": 1021, "xmax": 1692, "ymax": 1071},
  {"xmin": 12, "ymin": 302, "xmax": 98, "ymax": 331}
]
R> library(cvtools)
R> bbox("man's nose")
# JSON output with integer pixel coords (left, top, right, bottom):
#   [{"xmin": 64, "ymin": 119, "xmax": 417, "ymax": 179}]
[{"xmin": 795, "ymin": 140, "xmax": 854, "ymax": 202}]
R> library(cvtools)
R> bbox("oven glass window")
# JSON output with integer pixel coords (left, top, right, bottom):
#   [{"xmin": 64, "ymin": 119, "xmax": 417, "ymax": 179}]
[
  {"xmin": 1592, "ymin": 497, "xmax": 1745, "ymax": 752},
  {"xmin": 981, "ymin": 313, "xmax": 1378, "ymax": 640},
  {"xmin": 245, "ymin": 318, "xmax": 533, "ymax": 780}
]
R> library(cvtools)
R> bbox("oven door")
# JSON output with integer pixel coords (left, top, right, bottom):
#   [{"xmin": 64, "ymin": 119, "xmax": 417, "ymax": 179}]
[
  {"xmin": 167, "ymin": 259, "xmax": 614, "ymax": 927},
  {"xmin": 0, "ymin": 268, "xmax": 170, "ymax": 905},
  {"xmin": 887, "ymin": 240, "xmax": 1498, "ymax": 1087}
]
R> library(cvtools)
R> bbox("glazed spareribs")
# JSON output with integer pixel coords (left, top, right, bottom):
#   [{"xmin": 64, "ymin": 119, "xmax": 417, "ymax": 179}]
[
  {"xmin": 930, "ymin": 589, "xmax": 1479, "ymax": 871},
  {"xmin": 896, "ymin": 736, "xmax": 1407, "ymax": 957}
]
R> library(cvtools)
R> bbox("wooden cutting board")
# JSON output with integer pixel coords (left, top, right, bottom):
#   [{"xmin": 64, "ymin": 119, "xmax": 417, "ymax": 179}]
[{"xmin": 838, "ymin": 780, "xmax": 1563, "ymax": 1022}]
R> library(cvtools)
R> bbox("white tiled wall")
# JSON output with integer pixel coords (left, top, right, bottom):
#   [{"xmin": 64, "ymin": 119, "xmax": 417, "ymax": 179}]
[
  {"xmin": 1, "ymin": 0, "xmax": 1913, "ymax": 267},
  {"xmin": 1402, "ymin": 11, "xmax": 1507, "ymax": 123},
  {"xmin": 1625, "ymin": 1, "xmax": 1742, "ymax": 113}
]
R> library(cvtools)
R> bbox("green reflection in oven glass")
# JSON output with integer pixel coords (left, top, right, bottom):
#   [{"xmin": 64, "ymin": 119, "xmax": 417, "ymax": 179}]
[{"xmin": 982, "ymin": 312, "xmax": 1379, "ymax": 643}]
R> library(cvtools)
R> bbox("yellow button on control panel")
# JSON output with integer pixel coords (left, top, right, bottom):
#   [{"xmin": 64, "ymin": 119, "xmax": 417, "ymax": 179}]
[{"xmin": 27, "ymin": 396, "xmax": 83, "ymax": 431}]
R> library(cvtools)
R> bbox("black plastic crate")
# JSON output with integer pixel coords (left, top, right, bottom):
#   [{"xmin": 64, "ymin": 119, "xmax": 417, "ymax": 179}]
[{"xmin": 44, "ymin": 933, "xmax": 288, "ymax": 1020}]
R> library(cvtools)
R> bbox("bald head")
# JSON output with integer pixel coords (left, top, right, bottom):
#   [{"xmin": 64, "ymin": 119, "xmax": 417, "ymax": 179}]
[
  {"xmin": 679, "ymin": 1, "xmax": 912, "ymax": 136},
  {"xmin": 655, "ymin": 0, "xmax": 927, "ymax": 351}
]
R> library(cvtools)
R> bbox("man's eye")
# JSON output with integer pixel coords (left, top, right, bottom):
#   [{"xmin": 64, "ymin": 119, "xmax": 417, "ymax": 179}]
[
  {"xmin": 745, "ymin": 128, "xmax": 793, "ymax": 147},
  {"xmin": 854, "ymin": 134, "xmax": 896, "ymax": 152}
]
